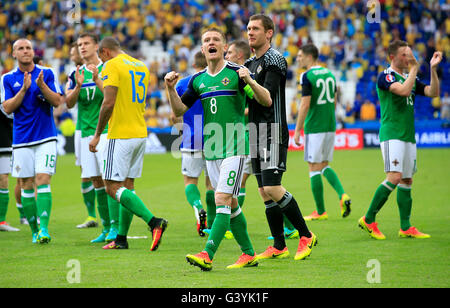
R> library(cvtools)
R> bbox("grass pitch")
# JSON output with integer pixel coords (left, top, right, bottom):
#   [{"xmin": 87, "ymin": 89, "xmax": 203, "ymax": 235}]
[{"xmin": 0, "ymin": 149, "xmax": 449, "ymax": 288}]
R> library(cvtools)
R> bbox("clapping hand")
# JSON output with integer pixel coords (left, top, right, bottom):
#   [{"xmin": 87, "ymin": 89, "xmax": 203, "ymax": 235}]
[
  {"xmin": 430, "ymin": 51, "xmax": 443, "ymax": 70},
  {"xmin": 75, "ymin": 65, "xmax": 85, "ymax": 86},
  {"xmin": 36, "ymin": 70, "xmax": 45, "ymax": 89},
  {"xmin": 406, "ymin": 47, "xmax": 419, "ymax": 69},
  {"xmin": 87, "ymin": 64, "xmax": 99, "ymax": 81},
  {"xmin": 22, "ymin": 71, "xmax": 31, "ymax": 92}
]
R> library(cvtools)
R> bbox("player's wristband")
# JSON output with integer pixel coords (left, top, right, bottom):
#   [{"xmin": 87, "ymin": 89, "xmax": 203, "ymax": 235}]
[{"xmin": 244, "ymin": 84, "xmax": 254, "ymax": 99}]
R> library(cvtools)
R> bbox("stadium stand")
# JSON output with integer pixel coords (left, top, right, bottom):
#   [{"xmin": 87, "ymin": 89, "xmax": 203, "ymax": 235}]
[{"xmin": 0, "ymin": 0, "xmax": 448, "ymax": 129}]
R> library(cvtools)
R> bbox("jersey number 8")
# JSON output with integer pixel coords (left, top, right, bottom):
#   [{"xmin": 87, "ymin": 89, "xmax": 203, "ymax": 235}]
[{"xmin": 210, "ymin": 97, "xmax": 217, "ymax": 114}]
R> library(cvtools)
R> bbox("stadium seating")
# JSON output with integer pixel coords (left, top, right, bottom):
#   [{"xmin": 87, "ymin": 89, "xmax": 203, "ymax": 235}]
[{"xmin": 0, "ymin": 0, "xmax": 448, "ymax": 126}]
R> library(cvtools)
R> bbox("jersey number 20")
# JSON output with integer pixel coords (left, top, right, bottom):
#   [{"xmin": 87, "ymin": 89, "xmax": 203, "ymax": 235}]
[{"xmin": 316, "ymin": 77, "xmax": 335, "ymax": 105}]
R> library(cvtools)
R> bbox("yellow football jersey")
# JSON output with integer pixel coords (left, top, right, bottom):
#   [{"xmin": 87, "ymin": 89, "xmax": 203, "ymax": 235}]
[{"xmin": 102, "ymin": 53, "xmax": 149, "ymax": 139}]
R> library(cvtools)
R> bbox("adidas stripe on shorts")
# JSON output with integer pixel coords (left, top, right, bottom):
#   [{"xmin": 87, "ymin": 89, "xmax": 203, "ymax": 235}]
[
  {"xmin": 304, "ymin": 132, "xmax": 335, "ymax": 163},
  {"xmin": 80, "ymin": 133, "xmax": 107, "ymax": 178},
  {"xmin": 11, "ymin": 141, "xmax": 57, "ymax": 178},
  {"xmin": 380, "ymin": 139, "xmax": 417, "ymax": 178},
  {"xmin": 205, "ymin": 155, "xmax": 245, "ymax": 198},
  {"xmin": 103, "ymin": 138, "xmax": 146, "ymax": 182}
]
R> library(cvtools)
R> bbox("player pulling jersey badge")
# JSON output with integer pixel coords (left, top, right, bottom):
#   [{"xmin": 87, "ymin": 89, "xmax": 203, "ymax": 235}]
[{"xmin": 221, "ymin": 77, "xmax": 230, "ymax": 86}]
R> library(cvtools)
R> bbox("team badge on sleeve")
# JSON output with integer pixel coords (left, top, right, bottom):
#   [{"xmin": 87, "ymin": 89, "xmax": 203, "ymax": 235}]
[{"xmin": 385, "ymin": 74, "xmax": 395, "ymax": 83}]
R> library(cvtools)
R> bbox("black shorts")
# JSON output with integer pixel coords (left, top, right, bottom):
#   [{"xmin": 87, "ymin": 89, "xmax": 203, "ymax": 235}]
[{"xmin": 251, "ymin": 144, "xmax": 287, "ymax": 188}]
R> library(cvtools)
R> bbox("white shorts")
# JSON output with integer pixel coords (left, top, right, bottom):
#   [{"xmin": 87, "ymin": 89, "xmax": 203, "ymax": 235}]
[
  {"xmin": 381, "ymin": 139, "xmax": 417, "ymax": 178},
  {"xmin": 0, "ymin": 154, "xmax": 11, "ymax": 174},
  {"xmin": 74, "ymin": 130, "xmax": 81, "ymax": 166},
  {"xmin": 80, "ymin": 134, "xmax": 107, "ymax": 178},
  {"xmin": 206, "ymin": 156, "xmax": 245, "ymax": 198},
  {"xmin": 181, "ymin": 151, "xmax": 207, "ymax": 178},
  {"xmin": 12, "ymin": 141, "xmax": 57, "ymax": 178},
  {"xmin": 103, "ymin": 138, "xmax": 146, "ymax": 182},
  {"xmin": 304, "ymin": 132, "xmax": 335, "ymax": 163}
]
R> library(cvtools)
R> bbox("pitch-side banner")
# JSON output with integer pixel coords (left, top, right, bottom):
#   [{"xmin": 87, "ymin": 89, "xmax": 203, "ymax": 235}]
[
  {"xmin": 363, "ymin": 128, "xmax": 450, "ymax": 148},
  {"xmin": 288, "ymin": 128, "xmax": 364, "ymax": 151}
]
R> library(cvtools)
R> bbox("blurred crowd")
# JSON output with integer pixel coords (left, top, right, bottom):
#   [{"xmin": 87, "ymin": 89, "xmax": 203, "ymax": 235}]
[{"xmin": 0, "ymin": 0, "xmax": 449, "ymax": 132}]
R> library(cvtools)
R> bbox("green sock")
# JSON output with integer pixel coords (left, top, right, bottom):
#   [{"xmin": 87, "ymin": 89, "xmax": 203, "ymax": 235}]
[
  {"xmin": 397, "ymin": 184, "xmax": 412, "ymax": 231},
  {"xmin": 81, "ymin": 181, "xmax": 96, "ymax": 218},
  {"xmin": 16, "ymin": 203, "xmax": 25, "ymax": 219},
  {"xmin": 365, "ymin": 181, "xmax": 396, "ymax": 224},
  {"xmin": 283, "ymin": 215, "xmax": 295, "ymax": 230},
  {"xmin": 237, "ymin": 188, "xmax": 246, "ymax": 208},
  {"xmin": 117, "ymin": 188, "xmax": 154, "ymax": 224},
  {"xmin": 185, "ymin": 184, "xmax": 203, "ymax": 210},
  {"xmin": 230, "ymin": 206, "xmax": 254, "ymax": 256},
  {"xmin": 108, "ymin": 195, "xmax": 120, "ymax": 230},
  {"xmin": 310, "ymin": 172, "xmax": 325, "ymax": 214},
  {"xmin": 205, "ymin": 190, "xmax": 216, "ymax": 228},
  {"xmin": 0, "ymin": 189, "xmax": 9, "ymax": 222},
  {"xmin": 95, "ymin": 187, "xmax": 110, "ymax": 230},
  {"xmin": 118, "ymin": 190, "xmax": 135, "ymax": 237},
  {"xmin": 322, "ymin": 166, "xmax": 345, "ymax": 199},
  {"xmin": 36, "ymin": 185, "xmax": 52, "ymax": 229},
  {"xmin": 204, "ymin": 205, "xmax": 230, "ymax": 260},
  {"xmin": 21, "ymin": 189, "xmax": 39, "ymax": 233},
  {"xmin": 118, "ymin": 205, "xmax": 134, "ymax": 237}
]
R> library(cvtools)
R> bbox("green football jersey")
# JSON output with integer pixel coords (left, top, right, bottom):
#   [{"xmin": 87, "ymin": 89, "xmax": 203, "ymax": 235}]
[
  {"xmin": 300, "ymin": 66, "xmax": 336, "ymax": 134},
  {"xmin": 76, "ymin": 63, "xmax": 107, "ymax": 137},
  {"xmin": 181, "ymin": 62, "xmax": 252, "ymax": 160},
  {"xmin": 376, "ymin": 67, "xmax": 426, "ymax": 144}
]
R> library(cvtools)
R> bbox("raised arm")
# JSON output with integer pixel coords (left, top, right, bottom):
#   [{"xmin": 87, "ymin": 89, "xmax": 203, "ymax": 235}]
[
  {"xmin": 2, "ymin": 72, "xmax": 31, "ymax": 114},
  {"xmin": 65, "ymin": 67, "xmax": 84, "ymax": 108},
  {"xmin": 238, "ymin": 66, "xmax": 272, "ymax": 107},
  {"xmin": 389, "ymin": 48, "xmax": 419, "ymax": 97},
  {"xmin": 36, "ymin": 70, "xmax": 62, "ymax": 107},
  {"xmin": 424, "ymin": 51, "xmax": 442, "ymax": 98},
  {"xmin": 87, "ymin": 63, "xmax": 104, "ymax": 94},
  {"xmin": 164, "ymin": 71, "xmax": 189, "ymax": 117}
]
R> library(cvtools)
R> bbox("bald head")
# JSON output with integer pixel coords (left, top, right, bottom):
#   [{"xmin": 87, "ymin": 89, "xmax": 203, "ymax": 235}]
[
  {"xmin": 12, "ymin": 38, "xmax": 35, "ymax": 66},
  {"xmin": 13, "ymin": 38, "xmax": 33, "ymax": 51},
  {"xmin": 99, "ymin": 37, "xmax": 121, "ymax": 52},
  {"xmin": 98, "ymin": 37, "xmax": 122, "ymax": 62}
]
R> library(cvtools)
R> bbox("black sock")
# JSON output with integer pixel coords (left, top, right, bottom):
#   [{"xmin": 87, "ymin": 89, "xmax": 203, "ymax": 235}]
[
  {"xmin": 147, "ymin": 217, "xmax": 161, "ymax": 230},
  {"xmin": 264, "ymin": 200, "xmax": 286, "ymax": 250},
  {"xmin": 278, "ymin": 191, "xmax": 311, "ymax": 238},
  {"xmin": 115, "ymin": 234, "xmax": 127, "ymax": 244}
]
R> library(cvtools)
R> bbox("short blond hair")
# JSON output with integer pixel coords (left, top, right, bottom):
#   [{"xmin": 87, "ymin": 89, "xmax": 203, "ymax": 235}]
[
  {"xmin": 201, "ymin": 27, "xmax": 226, "ymax": 43},
  {"xmin": 13, "ymin": 38, "xmax": 33, "ymax": 51}
]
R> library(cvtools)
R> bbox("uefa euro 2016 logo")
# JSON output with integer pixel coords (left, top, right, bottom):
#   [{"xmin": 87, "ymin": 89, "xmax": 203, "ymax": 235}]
[{"xmin": 67, "ymin": 0, "xmax": 81, "ymax": 24}]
